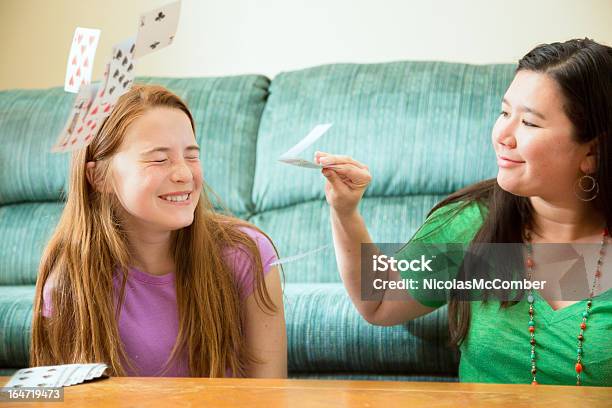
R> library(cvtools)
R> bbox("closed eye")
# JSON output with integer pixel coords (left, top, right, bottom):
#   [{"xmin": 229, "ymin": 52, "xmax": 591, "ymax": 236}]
[{"xmin": 522, "ymin": 120, "xmax": 539, "ymax": 128}]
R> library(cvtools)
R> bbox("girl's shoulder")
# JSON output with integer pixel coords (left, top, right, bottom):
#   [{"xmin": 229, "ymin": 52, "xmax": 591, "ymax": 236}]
[
  {"xmin": 232, "ymin": 226, "xmax": 278, "ymax": 266},
  {"xmin": 41, "ymin": 267, "xmax": 60, "ymax": 318},
  {"xmin": 223, "ymin": 226, "xmax": 278, "ymax": 300}
]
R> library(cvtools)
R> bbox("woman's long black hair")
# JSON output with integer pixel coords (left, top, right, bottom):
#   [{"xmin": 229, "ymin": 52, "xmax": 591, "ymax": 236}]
[{"xmin": 434, "ymin": 38, "xmax": 612, "ymax": 347}]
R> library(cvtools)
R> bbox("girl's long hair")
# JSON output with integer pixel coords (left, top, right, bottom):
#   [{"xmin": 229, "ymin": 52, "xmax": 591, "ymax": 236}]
[
  {"xmin": 432, "ymin": 38, "xmax": 612, "ymax": 347},
  {"xmin": 31, "ymin": 85, "xmax": 278, "ymax": 377}
]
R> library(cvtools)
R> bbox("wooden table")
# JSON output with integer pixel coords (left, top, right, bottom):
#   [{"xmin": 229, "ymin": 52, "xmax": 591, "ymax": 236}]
[{"xmin": 1, "ymin": 376, "xmax": 611, "ymax": 407}]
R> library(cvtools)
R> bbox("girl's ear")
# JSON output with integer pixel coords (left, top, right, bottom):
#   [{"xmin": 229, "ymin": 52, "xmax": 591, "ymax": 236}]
[
  {"xmin": 86, "ymin": 161, "xmax": 101, "ymax": 191},
  {"xmin": 580, "ymin": 139, "xmax": 598, "ymax": 175}
]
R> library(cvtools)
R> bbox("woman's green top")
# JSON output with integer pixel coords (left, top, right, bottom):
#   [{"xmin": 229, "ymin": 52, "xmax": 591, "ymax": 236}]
[{"xmin": 396, "ymin": 201, "xmax": 612, "ymax": 386}]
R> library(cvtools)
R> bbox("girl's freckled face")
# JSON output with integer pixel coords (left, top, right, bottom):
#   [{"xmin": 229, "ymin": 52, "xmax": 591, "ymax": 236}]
[{"xmin": 110, "ymin": 107, "xmax": 203, "ymax": 232}]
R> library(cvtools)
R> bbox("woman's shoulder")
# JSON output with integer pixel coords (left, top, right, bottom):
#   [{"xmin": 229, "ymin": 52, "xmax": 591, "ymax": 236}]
[{"xmin": 411, "ymin": 200, "xmax": 488, "ymax": 244}]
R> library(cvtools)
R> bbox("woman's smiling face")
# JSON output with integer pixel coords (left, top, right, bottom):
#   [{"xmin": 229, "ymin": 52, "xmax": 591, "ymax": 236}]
[
  {"xmin": 492, "ymin": 70, "xmax": 596, "ymax": 201},
  {"xmin": 109, "ymin": 106, "xmax": 203, "ymax": 232}
]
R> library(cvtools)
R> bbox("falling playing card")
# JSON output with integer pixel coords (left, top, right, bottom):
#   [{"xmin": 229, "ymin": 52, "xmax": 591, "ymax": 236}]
[
  {"xmin": 100, "ymin": 37, "xmax": 136, "ymax": 107},
  {"xmin": 51, "ymin": 83, "xmax": 99, "ymax": 152},
  {"xmin": 64, "ymin": 27, "xmax": 101, "ymax": 93},
  {"xmin": 134, "ymin": 0, "xmax": 181, "ymax": 59},
  {"xmin": 278, "ymin": 123, "xmax": 334, "ymax": 169},
  {"xmin": 51, "ymin": 36, "xmax": 137, "ymax": 154}
]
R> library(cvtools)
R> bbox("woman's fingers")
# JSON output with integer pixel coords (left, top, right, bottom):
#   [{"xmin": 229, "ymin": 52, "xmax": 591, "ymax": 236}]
[
  {"xmin": 322, "ymin": 164, "xmax": 371, "ymax": 187},
  {"xmin": 322, "ymin": 168, "xmax": 350, "ymax": 193},
  {"xmin": 314, "ymin": 151, "xmax": 368, "ymax": 169}
]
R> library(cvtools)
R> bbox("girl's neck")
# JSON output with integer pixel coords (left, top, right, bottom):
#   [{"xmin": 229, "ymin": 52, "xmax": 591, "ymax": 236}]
[
  {"xmin": 528, "ymin": 196, "xmax": 606, "ymax": 243},
  {"xmin": 123, "ymin": 224, "xmax": 175, "ymax": 276}
]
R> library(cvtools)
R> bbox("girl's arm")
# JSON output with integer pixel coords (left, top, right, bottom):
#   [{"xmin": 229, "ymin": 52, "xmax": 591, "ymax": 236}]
[{"xmin": 243, "ymin": 266, "xmax": 287, "ymax": 378}]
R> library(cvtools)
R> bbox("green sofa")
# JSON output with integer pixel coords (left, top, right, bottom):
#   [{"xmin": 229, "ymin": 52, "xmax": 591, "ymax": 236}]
[{"xmin": 0, "ymin": 61, "xmax": 515, "ymax": 379}]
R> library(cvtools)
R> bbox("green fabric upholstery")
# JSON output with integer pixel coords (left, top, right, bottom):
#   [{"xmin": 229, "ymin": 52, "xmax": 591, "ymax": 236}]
[
  {"xmin": 0, "ymin": 61, "xmax": 516, "ymax": 380},
  {"xmin": 291, "ymin": 373, "xmax": 459, "ymax": 382},
  {"xmin": 0, "ymin": 203, "xmax": 63, "ymax": 285},
  {"xmin": 0, "ymin": 286, "xmax": 34, "ymax": 368},
  {"xmin": 284, "ymin": 284, "xmax": 458, "ymax": 375},
  {"xmin": 0, "ymin": 87, "xmax": 73, "ymax": 205}
]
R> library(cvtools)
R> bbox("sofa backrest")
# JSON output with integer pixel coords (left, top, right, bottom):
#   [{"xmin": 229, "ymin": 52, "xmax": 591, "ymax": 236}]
[
  {"xmin": 251, "ymin": 61, "xmax": 516, "ymax": 282},
  {"xmin": 0, "ymin": 62, "xmax": 516, "ymax": 286}
]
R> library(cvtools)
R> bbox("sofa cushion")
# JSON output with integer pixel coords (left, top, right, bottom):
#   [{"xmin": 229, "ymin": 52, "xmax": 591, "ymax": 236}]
[
  {"xmin": 0, "ymin": 285, "xmax": 34, "ymax": 368},
  {"xmin": 0, "ymin": 203, "xmax": 63, "ymax": 285},
  {"xmin": 285, "ymin": 283, "xmax": 458, "ymax": 375}
]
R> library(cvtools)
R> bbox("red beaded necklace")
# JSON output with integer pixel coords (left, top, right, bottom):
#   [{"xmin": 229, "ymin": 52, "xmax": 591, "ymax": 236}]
[{"xmin": 524, "ymin": 227, "xmax": 607, "ymax": 386}]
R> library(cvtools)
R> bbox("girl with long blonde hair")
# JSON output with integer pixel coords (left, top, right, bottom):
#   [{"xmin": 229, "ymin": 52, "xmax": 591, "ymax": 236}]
[{"xmin": 31, "ymin": 85, "xmax": 287, "ymax": 378}]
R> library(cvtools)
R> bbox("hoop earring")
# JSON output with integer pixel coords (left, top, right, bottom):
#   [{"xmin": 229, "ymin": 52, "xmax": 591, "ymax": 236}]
[{"xmin": 574, "ymin": 175, "xmax": 599, "ymax": 202}]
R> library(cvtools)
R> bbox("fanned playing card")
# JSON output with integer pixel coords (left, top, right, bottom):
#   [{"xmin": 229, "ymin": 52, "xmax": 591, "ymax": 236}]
[
  {"xmin": 134, "ymin": 0, "xmax": 181, "ymax": 59},
  {"xmin": 64, "ymin": 27, "xmax": 101, "ymax": 93},
  {"xmin": 3, "ymin": 364, "xmax": 108, "ymax": 388}
]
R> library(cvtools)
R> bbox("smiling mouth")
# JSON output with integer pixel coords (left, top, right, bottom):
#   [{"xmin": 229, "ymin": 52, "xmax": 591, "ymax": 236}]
[
  {"xmin": 159, "ymin": 192, "xmax": 191, "ymax": 203},
  {"xmin": 499, "ymin": 156, "xmax": 525, "ymax": 163}
]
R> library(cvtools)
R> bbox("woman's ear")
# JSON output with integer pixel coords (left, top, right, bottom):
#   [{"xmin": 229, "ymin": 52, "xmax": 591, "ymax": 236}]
[{"xmin": 580, "ymin": 139, "xmax": 598, "ymax": 174}]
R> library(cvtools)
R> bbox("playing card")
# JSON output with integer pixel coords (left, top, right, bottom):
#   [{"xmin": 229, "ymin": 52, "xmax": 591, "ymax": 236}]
[
  {"xmin": 270, "ymin": 244, "xmax": 331, "ymax": 266},
  {"xmin": 64, "ymin": 27, "xmax": 101, "ymax": 93},
  {"xmin": 51, "ymin": 83, "xmax": 98, "ymax": 152},
  {"xmin": 99, "ymin": 37, "xmax": 136, "ymax": 107},
  {"xmin": 4, "ymin": 366, "xmax": 68, "ymax": 388},
  {"xmin": 4, "ymin": 364, "xmax": 109, "ymax": 388},
  {"xmin": 278, "ymin": 123, "xmax": 334, "ymax": 168},
  {"xmin": 134, "ymin": 0, "xmax": 181, "ymax": 59},
  {"xmin": 55, "ymin": 365, "xmax": 79, "ymax": 387},
  {"xmin": 76, "ymin": 40, "xmax": 136, "ymax": 145},
  {"xmin": 69, "ymin": 37, "xmax": 135, "ymax": 153},
  {"xmin": 278, "ymin": 158, "xmax": 324, "ymax": 169}
]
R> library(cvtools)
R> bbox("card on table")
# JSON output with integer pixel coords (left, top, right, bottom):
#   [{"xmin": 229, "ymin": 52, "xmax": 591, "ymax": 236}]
[
  {"xmin": 64, "ymin": 27, "xmax": 101, "ymax": 93},
  {"xmin": 3, "ymin": 364, "xmax": 108, "ymax": 388},
  {"xmin": 134, "ymin": 0, "xmax": 181, "ymax": 59},
  {"xmin": 278, "ymin": 123, "xmax": 334, "ymax": 169}
]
